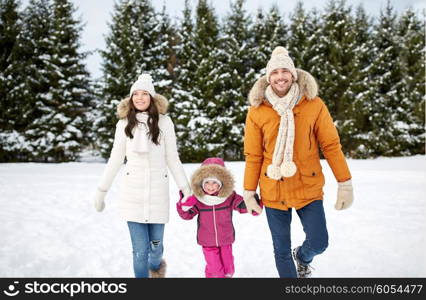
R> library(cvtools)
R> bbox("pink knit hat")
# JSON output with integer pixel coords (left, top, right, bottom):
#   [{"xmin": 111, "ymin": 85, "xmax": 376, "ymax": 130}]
[{"xmin": 201, "ymin": 157, "xmax": 225, "ymax": 167}]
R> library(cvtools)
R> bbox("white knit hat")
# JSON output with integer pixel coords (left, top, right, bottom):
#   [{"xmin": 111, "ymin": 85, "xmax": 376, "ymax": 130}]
[
  {"xmin": 202, "ymin": 177, "xmax": 222, "ymax": 190},
  {"xmin": 266, "ymin": 46, "xmax": 298, "ymax": 83},
  {"xmin": 129, "ymin": 73, "xmax": 156, "ymax": 97}
]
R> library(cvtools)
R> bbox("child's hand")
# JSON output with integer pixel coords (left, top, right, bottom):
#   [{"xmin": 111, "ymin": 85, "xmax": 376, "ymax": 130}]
[
  {"xmin": 181, "ymin": 195, "xmax": 197, "ymax": 207},
  {"xmin": 178, "ymin": 191, "xmax": 197, "ymax": 211}
]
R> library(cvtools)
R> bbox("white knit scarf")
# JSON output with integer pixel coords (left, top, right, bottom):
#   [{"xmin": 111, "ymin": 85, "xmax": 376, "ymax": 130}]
[
  {"xmin": 131, "ymin": 112, "xmax": 150, "ymax": 153},
  {"xmin": 264, "ymin": 83, "xmax": 300, "ymax": 179}
]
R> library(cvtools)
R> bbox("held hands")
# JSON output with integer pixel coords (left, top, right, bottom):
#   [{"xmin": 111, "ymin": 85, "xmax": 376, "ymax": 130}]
[
  {"xmin": 335, "ymin": 179, "xmax": 354, "ymax": 210},
  {"xmin": 94, "ymin": 188, "xmax": 107, "ymax": 212},
  {"xmin": 243, "ymin": 190, "xmax": 263, "ymax": 216},
  {"xmin": 179, "ymin": 186, "xmax": 194, "ymax": 212}
]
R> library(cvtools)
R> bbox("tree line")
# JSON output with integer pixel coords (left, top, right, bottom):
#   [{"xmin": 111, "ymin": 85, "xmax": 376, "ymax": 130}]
[{"xmin": 0, "ymin": 0, "xmax": 424, "ymax": 162}]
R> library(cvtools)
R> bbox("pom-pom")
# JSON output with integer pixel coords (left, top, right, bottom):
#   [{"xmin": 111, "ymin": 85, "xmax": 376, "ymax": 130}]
[
  {"xmin": 280, "ymin": 161, "xmax": 297, "ymax": 177},
  {"xmin": 267, "ymin": 164, "xmax": 282, "ymax": 180},
  {"xmin": 271, "ymin": 46, "xmax": 288, "ymax": 57},
  {"xmin": 138, "ymin": 73, "xmax": 153, "ymax": 82}
]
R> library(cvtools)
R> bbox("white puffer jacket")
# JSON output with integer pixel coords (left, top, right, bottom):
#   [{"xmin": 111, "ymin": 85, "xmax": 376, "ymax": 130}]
[{"xmin": 97, "ymin": 94, "xmax": 189, "ymax": 223}]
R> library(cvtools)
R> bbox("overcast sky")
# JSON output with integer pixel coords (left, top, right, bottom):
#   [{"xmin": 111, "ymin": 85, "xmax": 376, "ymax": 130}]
[{"xmin": 20, "ymin": 0, "xmax": 426, "ymax": 78}]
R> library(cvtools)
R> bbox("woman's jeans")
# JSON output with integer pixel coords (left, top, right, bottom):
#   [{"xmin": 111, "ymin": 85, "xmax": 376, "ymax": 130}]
[
  {"xmin": 127, "ymin": 222, "xmax": 165, "ymax": 278},
  {"xmin": 265, "ymin": 200, "xmax": 328, "ymax": 278}
]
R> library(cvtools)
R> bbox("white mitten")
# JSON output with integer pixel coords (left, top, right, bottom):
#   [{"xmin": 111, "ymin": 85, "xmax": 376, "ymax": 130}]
[
  {"xmin": 181, "ymin": 186, "xmax": 192, "ymax": 202},
  {"xmin": 335, "ymin": 179, "xmax": 354, "ymax": 210},
  {"xmin": 243, "ymin": 190, "xmax": 262, "ymax": 215},
  {"xmin": 180, "ymin": 186, "xmax": 193, "ymax": 211},
  {"xmin": 94, "ymin": 189, "xmax": 107, "ymax": 212}
]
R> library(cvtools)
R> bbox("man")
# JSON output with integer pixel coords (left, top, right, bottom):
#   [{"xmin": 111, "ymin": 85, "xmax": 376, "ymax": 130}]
[{"xmin": 243, "ymin": 46, "xmax": 354, "ymax": 278}]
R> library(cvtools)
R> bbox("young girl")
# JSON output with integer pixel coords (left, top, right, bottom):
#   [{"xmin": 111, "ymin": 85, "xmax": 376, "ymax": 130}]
[
  {"xmin": 93, "ymin": 73, "xmax": 191, "ymax": 278},
  {"xmin": 176, "ymin": 157, "xmax": 251, "ymax": 278}
]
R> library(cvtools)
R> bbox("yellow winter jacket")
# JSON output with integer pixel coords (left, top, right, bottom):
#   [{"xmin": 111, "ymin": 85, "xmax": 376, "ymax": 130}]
[{"xmin": 243, "ymin": 70, "xmax": 351, "ymax": 210}]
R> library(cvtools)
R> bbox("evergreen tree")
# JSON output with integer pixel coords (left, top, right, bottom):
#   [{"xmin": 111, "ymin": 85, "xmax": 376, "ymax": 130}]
[
  {"xmin": 215, "ymin": 0, "xmax": 253, "ymax": 160},
  {"xmin": 185, "ymin": 0, "xmax": 222, "ymax": 161},
  {"xmin": 1, "ymin": 0, "xmax": 54, "ymax": 161},
  {"xmin": 303, "ymin": 7, "xmax": 323, "ymax": 77},
  {"xmin": 396, "ymin": 8, "xmax": 425, "ymax": 155},
  {"xmin": 0, "ymin": 0, "xmax": 22, "ymax": 161},
  {"xmin": 152, "ymin": 3, "xmax": 174, "ymax": 97},
  {"xmin": 21, "ymin": 0, "xmax": 92, "ymax": 161},
  {"xmin": 287, "ymin": 1, "xmax": 311, "ymax": 70},
  {"xmin": 345, "ymin": 4, "xmax": 375, "ymax": 158},
  {"xmin": 170, "ymin": 0, "xmax": 198, "ymax": 162},
  {"xmin": 0, "ymin": 0, "xmax": 20, "ymax": 81},
  {"xmin": 250, "ymin": 5, "xmax": 288, "ymax": 76},
  {"xmin": 97, "ymin": 0, "xmax": 136, "ymax": 158},
  {"xmin": 368, "ymin": 1, "xmax": 403, "ymax": 156},
  {"xmin": 249, "ymin": 8, "xmax": 268, "ymax": 74},
  {"xmin": 314, "ymin": 0, "xmax": 359, "ymax": 154}
]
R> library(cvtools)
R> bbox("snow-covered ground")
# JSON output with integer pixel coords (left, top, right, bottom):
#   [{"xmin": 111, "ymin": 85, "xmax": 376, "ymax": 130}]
[{"xmin": 0, "ymin": 156, "xmax": 425, "ymax": 277}]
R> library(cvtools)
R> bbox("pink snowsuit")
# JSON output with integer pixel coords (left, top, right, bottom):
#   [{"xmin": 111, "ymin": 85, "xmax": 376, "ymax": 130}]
[{"xmin": 176, "ymin": 158, "xmax": 247, "ymax": 278}]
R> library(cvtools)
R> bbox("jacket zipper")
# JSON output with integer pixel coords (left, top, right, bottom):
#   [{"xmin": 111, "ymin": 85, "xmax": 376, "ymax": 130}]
[
  {"xmin": 309, "ymin": 125, "xmax": 312, "ymax": 150},
  {"xmin": 212, "ymin": 205, "xmax": 219, "ymax": 247}
]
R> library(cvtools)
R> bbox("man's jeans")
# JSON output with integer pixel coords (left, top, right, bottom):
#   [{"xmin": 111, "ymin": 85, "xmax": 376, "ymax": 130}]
[
  {"xmin": 127, "ymin": 222, "xmax": 165, "ymax": 278},
  {"xmin": 265, "ymin": 200, "xmax": 329, "ymax": 278}
]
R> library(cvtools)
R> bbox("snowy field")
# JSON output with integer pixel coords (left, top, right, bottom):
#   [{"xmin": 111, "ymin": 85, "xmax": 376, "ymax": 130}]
[{"xmin": 0, "ymin": 155, "xmax": 425, "ymax": 278}]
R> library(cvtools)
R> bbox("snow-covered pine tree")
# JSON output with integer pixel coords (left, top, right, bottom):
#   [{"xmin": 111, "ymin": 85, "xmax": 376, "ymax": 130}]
[
  {"xmin": 313, "ymin": 0, "xmax": 359, "ymax": 154},
  {"xmin": 11, "ymin": 0, "xmax": 54, "ymax": 161},
  {"xmin": 170, "ymin": 0, "xmax": 198, "ymax": 162},
  {"xmin": 185, "ymin": 0, "xmax": 221, "ymax": 161},
  {"xmin": 249, "ymin": 5, "xmax": 288, "ymax": 76},
  {"xmin": 149, "ymin": 3, "xmax": 174, "ymax": 98},
  {"xmin": 21, "ymin": 0, "xmax": 92, "ymax": 162},
  {"xmin": 0, "ymin": 0, "xmax": 20, "ymax": 116},
  {"xmin": 345, "ymin": 4, "xmax": 375, "ymax": 158},
  {"xmin": 215, "ymin": 0, "xmax": 253, "ymax": 160},
  {"xmin": 0, "ymin": 0, "xmax": 22, "ymax": 161},
  {"xmin": 97, "ymin": 0, "xmax": 137, "ymax": 158},
  {"xmin": 303, "ymin": 7, "xmax": 323, "ymax": 77},
  {"xmin": 0, "ymin": 0, "xmax": 20, "ymax": 73},
  {"xmin": 249, "ymin": 8, "xmax": 268, "ymax": 74},
  {"xmin": 287, "ymin": 1, "xmax": 311, "ymax": 70},
  {"xmin": 368, "ymin": 1, "xmax": 404, "ymax": 156},
  {"xmin": 396, "ymin": 8, "xmax": 425, "ymax": 155}
]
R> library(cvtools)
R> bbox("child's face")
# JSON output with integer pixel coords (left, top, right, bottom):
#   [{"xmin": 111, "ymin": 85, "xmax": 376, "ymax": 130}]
[{"xmin": 203, "ymin": 180, "xmax": 221, "ymax": 195}]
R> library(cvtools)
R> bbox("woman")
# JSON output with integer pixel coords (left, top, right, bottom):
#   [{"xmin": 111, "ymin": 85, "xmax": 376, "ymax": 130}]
[{"xmin": 93, "ymin": 73, "xmax": 191, "ymax": 278}]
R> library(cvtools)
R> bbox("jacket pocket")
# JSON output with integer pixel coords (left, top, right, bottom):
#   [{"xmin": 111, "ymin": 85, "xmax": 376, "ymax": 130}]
[
  {"xmin": 259, "ymin": 172, "xmax": 279, "ymax": 202},
  {"xmin": 299, "ymin": 160, "xmax": 325, "ymax": 199},
  {"xmin": 151, "ymin": 170, "xmax": 169, "ymax": 201},
  {"xmin": 120, "ymin": 168, "xmax": 145, "ymax": 204}
]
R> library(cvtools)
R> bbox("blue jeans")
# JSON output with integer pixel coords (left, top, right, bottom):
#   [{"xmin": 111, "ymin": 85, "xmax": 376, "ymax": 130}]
[
  {"xmin": 127, "ymin": 222, "xmax": 165, "ymax": 278},
  {"xmin": 265, "ymin": 200, "xmax": 328, "ymax": 278}
]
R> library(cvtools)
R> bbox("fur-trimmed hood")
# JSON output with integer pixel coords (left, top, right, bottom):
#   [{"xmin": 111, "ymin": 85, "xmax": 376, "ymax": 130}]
[
  {"xmin": 116, "ymin": 93, "xmax": 169, "ymax": 119},
  {"xmin": 191, "ymin": 163, "xmax": 234, "ymax": 199},
  {"xmin": 248, "ymin": 69, "xmax": 318, "ymax": 107}
]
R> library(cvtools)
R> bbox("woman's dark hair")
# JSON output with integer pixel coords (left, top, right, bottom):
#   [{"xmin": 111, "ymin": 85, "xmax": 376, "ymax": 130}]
[{"xmin": 125, "ymin": 95, "xmax": 161, "ymax": 145}]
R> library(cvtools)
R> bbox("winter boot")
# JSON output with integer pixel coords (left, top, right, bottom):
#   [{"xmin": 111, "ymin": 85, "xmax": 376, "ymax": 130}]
[
  {"xmin": 292, "ymin": 247, "xmax": 312, "ymax": 278},
  {"xmin": 149, "ymin": 259, "xmax": 167, "ymax": 278}
]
